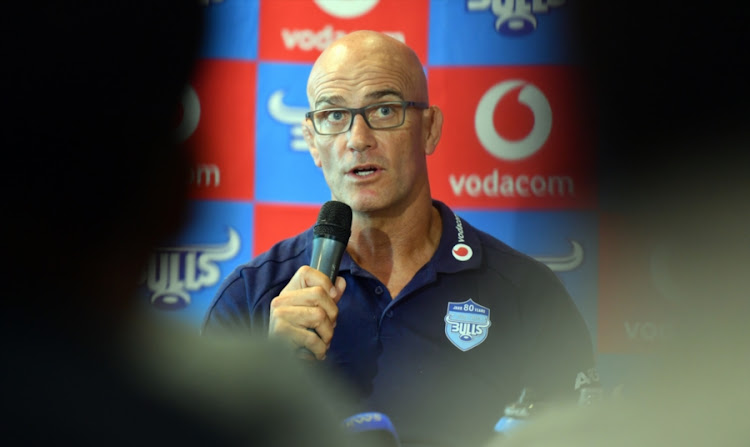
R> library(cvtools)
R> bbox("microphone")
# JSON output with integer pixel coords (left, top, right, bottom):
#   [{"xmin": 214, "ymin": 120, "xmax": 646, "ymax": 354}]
[
  {"xmin": 342, "ymin": 412, "xmax": 400, "ymax": 447},
  {"xmin": 310, "ymin": 200, "xmax": 352, "ymax": 282},
  {"xmin": 299, "ymin": 201, "xmax": 352, "ymax": 360}
]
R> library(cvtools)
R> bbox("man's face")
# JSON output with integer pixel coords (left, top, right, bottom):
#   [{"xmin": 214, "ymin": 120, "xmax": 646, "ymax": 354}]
[{"xmin": 303, "ymin": 48, "xmax": 433, "ymax": 214}]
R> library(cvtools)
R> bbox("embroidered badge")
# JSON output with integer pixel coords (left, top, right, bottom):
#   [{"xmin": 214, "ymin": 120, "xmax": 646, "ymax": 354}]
[
  {"xmin": 444, "ymin": 299, "xmax": 491, "ymax": 351},
  {"xmin": 452, "ymin": 243, "xmax": 473, "ymax": 261},
  {"xmin": 451, "ymin": 213, "xmax": 473, "ymax": 261}
]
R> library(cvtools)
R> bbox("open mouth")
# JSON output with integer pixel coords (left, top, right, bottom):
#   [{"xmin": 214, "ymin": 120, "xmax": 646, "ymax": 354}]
[{"xmin": 352, "ymin": 166, "xmax": 378, "ymax": 176}]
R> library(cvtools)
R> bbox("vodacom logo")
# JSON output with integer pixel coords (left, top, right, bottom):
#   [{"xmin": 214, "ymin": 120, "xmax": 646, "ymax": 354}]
[
  {"xmin": 313, "ymin": 0, "xmax": 379, "ymax": 18},
  {"xmin": 474, "ymin": 80, "xmax": 552, "ymax": 161}
]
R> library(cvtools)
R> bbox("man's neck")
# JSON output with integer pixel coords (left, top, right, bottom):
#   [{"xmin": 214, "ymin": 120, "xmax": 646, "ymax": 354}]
[{"xmin": 347, "ymin": 198, "xmax": 442, "ymax": 298}]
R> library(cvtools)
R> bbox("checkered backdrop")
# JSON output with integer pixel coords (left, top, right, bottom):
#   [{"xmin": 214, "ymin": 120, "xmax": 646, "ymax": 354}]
[{"xmin": 137, "ymin": 0, "xmax": 674, "ymax": 393}]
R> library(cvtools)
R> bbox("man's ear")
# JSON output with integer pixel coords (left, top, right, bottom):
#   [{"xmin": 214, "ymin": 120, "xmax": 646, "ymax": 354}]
[
  {"xmin": 422, "ymin": 105, "xmax": 443, "ymax": 156},
  {"xmin": 302, "ymin": 120, "xmax": 322, "ymax": 167}
]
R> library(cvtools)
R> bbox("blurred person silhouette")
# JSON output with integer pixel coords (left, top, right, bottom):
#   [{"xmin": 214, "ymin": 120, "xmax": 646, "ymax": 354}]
[
  {"xmin": 0, "ymin": 2, "xmax": 357, "ymax": 446},
  {"xmin": 484, "ymin": 2, "xmax": 750, "ymax": 446}
]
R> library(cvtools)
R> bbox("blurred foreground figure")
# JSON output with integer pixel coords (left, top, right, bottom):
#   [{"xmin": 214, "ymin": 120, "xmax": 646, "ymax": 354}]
[
  {"xmin": 0, "ymin": 3, "xmax": 354, "ymax": 445},
  {"xmin": 486, "ymin": 2, "xmax": 750, "ymax": 446}
]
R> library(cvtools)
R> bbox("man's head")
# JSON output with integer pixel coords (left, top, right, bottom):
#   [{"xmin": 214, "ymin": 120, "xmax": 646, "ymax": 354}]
[{"xmin": 302, "ymin": 31, "xmax": 442, "ymax": 215}]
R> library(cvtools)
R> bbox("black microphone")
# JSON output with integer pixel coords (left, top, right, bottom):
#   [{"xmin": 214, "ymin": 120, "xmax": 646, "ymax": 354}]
[
  {"xmin": 299, "ymin": 201, "xmax": 352, "ymax": 360},
  {"xmin": 310, "ymin": 200, "xmax": 352, "ymax": 282}
]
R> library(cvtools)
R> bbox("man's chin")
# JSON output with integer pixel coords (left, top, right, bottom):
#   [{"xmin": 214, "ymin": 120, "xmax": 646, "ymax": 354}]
[{"xmin": 340, "ymin": 197, "xmax": 383, "ymax": 214}]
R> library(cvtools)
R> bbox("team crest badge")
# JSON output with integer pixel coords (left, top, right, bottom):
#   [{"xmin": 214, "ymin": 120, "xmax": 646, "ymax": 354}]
[{"xmin": 444, "ymin": 299, "xmax": 492, "ymax": 351}]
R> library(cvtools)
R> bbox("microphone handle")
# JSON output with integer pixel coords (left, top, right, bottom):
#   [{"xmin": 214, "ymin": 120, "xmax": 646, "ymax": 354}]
[
  {"xmin": 298, "ymin": 235, "xmax": 346, "ymax": 360},
  {"xmin": 310, "ymin": 236, "xmax": 347, "ymax": 283}
]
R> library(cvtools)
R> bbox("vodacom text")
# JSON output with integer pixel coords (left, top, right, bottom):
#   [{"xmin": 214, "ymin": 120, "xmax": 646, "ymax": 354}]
[
  {"xmin": 449, "ymin": 170, "xmax": 574, "ymax": 198},
  {"xmin": 281, "ymin": 25, "xmax": 405, "ymax": 52}
]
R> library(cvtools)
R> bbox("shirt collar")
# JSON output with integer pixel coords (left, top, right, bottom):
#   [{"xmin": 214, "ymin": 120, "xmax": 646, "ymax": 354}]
[
  {"xmin": 431, "ymin": 200, "xmax": 483, "ymax": 273},
  {"xmin": 335, "ymin": 200, "xmax": 482, "ymax": 275}
]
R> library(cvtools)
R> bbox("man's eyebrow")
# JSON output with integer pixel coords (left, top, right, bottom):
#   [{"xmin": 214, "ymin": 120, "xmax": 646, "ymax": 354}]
[
  {"xmin": 365, "ymin": 89, "xmax": 404, "ymax": 101},
  {"xmin": 314, "ymin": 90, "xmax": 404, "ymax": 109},
  {"xmin": 314, "ymin": 95, "xmax": 346, "ymax": 109}
]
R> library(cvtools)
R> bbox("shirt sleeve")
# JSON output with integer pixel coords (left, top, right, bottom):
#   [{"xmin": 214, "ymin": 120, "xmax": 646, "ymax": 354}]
[{"xmin": 201, "ymin": 269, "xmax": 267, "ymax": 337}]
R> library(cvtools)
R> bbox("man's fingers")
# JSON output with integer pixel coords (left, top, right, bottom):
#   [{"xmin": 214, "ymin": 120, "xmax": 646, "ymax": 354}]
[
  {"xmin": 271, "ymin": 287, "xmax": 339, "ymax": 324},
  {"xmin": 269, "ymin": 318, "xmax": 329, "ymax": 360},
  {"xmin": 270, "ymin": 305, "xmax": 335, "ymax": 344},
  {"xmin": 332, "ymin": 275, "xmax": 347, "ymax": 303},
  {"xmin": 268, "ymin": 266, "xmax": 348, "ymax": 361},
  {"xmin": 281, "ymin": 266, "xmax": 347, "ymax": 301},
  {"xmin": 281, "ymin": 265, "xmax": 332, "ymax": 294}
]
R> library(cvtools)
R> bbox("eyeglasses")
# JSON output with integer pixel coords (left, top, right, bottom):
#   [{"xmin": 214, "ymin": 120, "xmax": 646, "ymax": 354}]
[{"xmin": 305, "ymin": 101, "xmax": 429, "ymax": 135}]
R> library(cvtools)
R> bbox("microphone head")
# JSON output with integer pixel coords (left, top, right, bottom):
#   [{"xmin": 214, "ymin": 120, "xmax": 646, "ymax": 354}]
[{"xmin": 313, "ymin": 200, "xmax": 352, "ymax": 242}]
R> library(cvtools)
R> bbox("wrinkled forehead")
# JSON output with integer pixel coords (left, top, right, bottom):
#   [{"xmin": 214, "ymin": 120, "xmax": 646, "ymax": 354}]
[{"xmin": 306, "ymin": 41, "xmax": 427, "ymax": 107}]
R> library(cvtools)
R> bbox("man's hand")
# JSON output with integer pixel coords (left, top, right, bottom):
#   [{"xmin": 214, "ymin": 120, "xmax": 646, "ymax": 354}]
[{"xmin": 269, "ymin": 266, "xmax": 346, "ymax": 360}]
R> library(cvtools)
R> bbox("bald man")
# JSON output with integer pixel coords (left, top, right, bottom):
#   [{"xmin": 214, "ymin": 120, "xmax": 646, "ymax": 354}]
[{"xmin": 203, "ymin": 31, "xmax": 596, "ymax": 447}]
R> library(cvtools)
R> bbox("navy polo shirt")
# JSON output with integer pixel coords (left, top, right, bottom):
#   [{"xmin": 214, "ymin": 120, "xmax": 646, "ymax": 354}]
[{"xmin": 203, "ymin": 201, "xmax": 596, "ymax": 447}]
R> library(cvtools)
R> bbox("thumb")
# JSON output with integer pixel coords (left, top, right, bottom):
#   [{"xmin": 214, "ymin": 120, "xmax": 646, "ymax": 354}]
[{"xmin": 331, "ymin": 276, "xmax": 347, "ymax": 303}]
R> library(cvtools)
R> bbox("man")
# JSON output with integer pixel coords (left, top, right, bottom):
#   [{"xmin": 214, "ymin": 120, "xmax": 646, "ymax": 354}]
[{"xmin": 203, "ymin": 30, "xmax": 596, "ymax": 447}]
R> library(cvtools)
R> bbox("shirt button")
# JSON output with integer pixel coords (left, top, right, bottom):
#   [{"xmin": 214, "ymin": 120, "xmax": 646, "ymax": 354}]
[
  {"xmin": 386, "ymin": 310, "xmax": 394, "ymax": 318},
  {"xmin": 374, "ymin": 286, "xmax": 384, "ymax": 295}
]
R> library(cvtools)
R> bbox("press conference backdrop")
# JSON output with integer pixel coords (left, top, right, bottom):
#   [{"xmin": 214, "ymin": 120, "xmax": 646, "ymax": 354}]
[{"xmin": 136, "ymin": 0, "xmax": 670, "ymax": 394}]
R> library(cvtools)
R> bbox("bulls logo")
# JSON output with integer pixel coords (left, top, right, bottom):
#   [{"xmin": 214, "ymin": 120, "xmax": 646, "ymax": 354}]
[
  {"xmin": 142, "ymin": 228, "xmax": 240, "ymax": 310},
  {"xmin": 466, "ymin": 0, "xmax": 566, "ymax": 36},
  {"xmin": 445, "ymin": 299, "xmax": 492, "ymax": 351},
  {"xmin": 267, "ymin": 90, "xmax": 308, "ymax": 151},
  {"xmin": 533, "ymin": 239, "xmax": 584, "ymax": 272}
]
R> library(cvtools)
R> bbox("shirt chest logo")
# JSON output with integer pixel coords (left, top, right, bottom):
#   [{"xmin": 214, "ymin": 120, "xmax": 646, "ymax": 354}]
[
  {"xmin": 444, "ymin": 299, "xmax": 492, "ymax": 351},
  {"xmin": 452, "ymin": 243, "xmax": 473, "ymax": 261}
]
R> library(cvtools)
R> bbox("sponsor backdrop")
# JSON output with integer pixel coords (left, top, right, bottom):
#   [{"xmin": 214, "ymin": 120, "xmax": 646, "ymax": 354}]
[{"xmin": 139, "ymin": 0, "xmax": 668, "ymax": 397}]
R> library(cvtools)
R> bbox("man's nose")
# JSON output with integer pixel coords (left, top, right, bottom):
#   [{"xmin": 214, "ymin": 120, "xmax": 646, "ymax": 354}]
[{"xmin": 347, "ymin": 114, "xmax": 374, "ymax": 153}]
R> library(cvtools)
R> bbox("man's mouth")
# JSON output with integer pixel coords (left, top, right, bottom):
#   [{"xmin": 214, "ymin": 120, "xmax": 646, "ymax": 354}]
[{"xmin": 352, "ymin": 166, "xmax": 378, "ymax": 176}]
